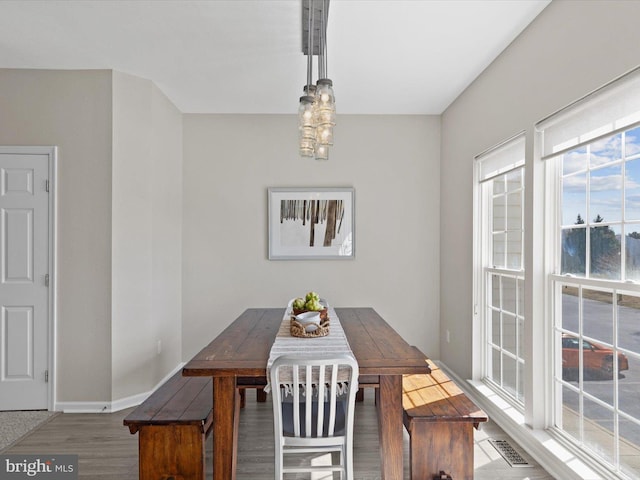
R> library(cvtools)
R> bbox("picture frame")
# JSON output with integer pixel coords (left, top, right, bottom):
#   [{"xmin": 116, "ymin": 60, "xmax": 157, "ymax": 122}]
[{"xmin": 268, "ymin": 187, "xmax": 355, "ymax": 260}]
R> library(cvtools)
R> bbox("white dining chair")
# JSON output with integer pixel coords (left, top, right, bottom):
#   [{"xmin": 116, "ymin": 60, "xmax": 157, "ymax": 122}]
[{"xmin": 269, "ymin": 354, "xmax": 359, "ymax": 480}]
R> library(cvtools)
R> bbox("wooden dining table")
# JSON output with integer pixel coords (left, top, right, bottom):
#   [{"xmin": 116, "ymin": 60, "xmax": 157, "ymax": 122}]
[{"xmin": 182, "ymin": 307, "xmax": 430, "ymax": 480}]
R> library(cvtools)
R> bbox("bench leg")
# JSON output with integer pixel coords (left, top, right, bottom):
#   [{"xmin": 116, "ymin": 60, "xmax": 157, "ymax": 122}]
[
  {"xmin": 138, "ymin": 425, "xmax": 206, "ymax": 480},
  {"xmin": 256, "ymin": 387, "xmax": 267, "ymax": 402},
  {"xmin": 239, "ymin": 387, "xmax": 267, "ymax": 408},
  {"xmin": 409, "ymin": 421, "xmax": 475, "ymax": 480}
]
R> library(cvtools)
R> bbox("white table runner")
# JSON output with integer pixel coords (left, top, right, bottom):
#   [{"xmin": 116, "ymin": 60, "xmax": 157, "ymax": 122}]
[{"xmin": 264, "ymin": 306, "xmax": 357, "ymax": 394}]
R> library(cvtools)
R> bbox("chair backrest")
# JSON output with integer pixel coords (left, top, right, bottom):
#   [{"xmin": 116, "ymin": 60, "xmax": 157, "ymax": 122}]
[{"xmin": 270, "ymin": 354, "xmax": 359, "ymax": 440}]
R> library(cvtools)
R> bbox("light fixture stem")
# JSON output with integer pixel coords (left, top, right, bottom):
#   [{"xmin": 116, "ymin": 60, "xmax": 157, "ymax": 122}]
[
  {"xmin": 306, "ymin": 0, "xmax": 314, "ymax": 88},
  {"xmin": 322, "ymin": 0, "xmax": 328, "ymax": 78},
  {"xmin": 316, "ymin": 0, "xmax": 322, "ymax": 79}
]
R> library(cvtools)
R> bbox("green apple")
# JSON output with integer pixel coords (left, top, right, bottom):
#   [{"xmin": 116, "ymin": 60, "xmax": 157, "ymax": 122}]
[
  {"xmin": 305, "ymin": 291, "xmax": 320, "ymax": 303},
  {"xmin": 305, "ymin": 299, "xmax": 323, "ymax": 311}
]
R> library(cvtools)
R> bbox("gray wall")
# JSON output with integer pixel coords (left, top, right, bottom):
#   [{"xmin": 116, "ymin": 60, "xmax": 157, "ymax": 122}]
[
  {"xmin": 0, "ymin": 69, "xmax": 113, "ymax": 402},
  {"xmin": 112, "ymin": 71, "xmax": 183, "ymax": 400},
  {"xmin": 0, "ymin": 69, "xmax": 183, "ymax": 406},
  {"xmin": 182, "ymin": 114, "xmax": 441, "ymax": 361},
  {"xmin": 440, "ymin": 0, "xmax": 640, "ymax": 378}
]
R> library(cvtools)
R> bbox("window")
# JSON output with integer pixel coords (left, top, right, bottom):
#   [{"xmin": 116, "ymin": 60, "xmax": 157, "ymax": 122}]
[
  {"xmin": 538, "ymin": 67, "xmax": 640, "ymax": 479},
  {"xmin": 475, "ymin": 133, "xmax": 526, "ymax": 405}
]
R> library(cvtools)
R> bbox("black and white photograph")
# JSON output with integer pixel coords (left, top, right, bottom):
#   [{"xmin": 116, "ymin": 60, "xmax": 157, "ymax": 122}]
[{"xmin": 268, "ymin": 187, "xmax": 354, "ymax": 259}]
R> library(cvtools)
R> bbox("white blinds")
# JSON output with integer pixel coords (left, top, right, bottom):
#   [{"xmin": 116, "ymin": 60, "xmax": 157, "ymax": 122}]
[
  {"xmin": 475, "ymin": 132, "xmax": 525, "ymax": 183},
  {"xmin": 536, "ymin": 65, "xmax": 640, "ymax": 160}
]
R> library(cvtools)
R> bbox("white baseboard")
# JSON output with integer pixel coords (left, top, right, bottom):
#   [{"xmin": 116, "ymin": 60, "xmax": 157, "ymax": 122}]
[
  {"xmin": 55, "ymin": 363, "xmax": 185, "ymax": 413},
  {"xmin": 436, "ymin": 361, "xmax": 608, "ymax": 480},
  {"xmin": 54, "ymin": 401, "xmax": 112, "ymax": 414}
]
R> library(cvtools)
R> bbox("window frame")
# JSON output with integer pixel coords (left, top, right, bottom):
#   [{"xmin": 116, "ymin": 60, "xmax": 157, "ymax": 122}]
[
  {"xmin": 473, "ymin": 132, "xmax": 527, "ymax": 409},
  {"xmin": 537, "ymin": 67, "xmax": 640, "ymax": 477}
]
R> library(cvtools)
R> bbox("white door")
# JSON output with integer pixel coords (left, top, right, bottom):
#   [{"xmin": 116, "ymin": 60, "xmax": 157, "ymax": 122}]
[{"xmin": 0, "ymin": 150, "xmax": 51, "ymax": 410}]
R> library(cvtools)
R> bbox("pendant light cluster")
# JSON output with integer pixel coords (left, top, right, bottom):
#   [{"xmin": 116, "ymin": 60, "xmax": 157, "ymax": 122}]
[{"xmin": 299, "ymin": 0, "xmax": 335, "ymax": 161}]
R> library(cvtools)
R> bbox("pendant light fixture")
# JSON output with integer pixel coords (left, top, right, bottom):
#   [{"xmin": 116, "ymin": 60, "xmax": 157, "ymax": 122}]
[{"xmin": 299, "ymin": 0, "xmax": 334, "ymax": 161}]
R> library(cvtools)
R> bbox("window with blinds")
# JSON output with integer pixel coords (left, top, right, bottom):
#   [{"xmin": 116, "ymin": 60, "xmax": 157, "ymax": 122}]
[
  {"xmin": 537, "ymin": 66, "xmax": 640, "ymax": 479},
  {"xmin": 475, "ymin": 132, "xmax": 526, "ymax": 405}
]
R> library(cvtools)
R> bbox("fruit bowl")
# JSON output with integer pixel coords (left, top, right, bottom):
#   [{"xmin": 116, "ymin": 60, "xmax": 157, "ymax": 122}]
[
  {"xmin": 288, "ymin": 296, "xmax": 329, "ymax": 320},
  {"xmin": 292, "ymin": 306, "xmax": 328, "ymax": 320},
  {"xmin": 288, "ymin": 292, "xmax": 329, "ymax": 320},
  {"xmin": 290, "ymin": 314, "xmax": 330, "ymax": 338}
]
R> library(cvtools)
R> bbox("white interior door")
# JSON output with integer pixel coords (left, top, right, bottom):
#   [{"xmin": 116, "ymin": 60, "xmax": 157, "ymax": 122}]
[{"xmin": 0, "ymin": 150, "xmax": 50, "ymax": 410}]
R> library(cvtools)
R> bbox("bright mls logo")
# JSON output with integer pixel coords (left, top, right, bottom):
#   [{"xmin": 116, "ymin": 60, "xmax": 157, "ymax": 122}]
[{"xmin": 0, "ymin": 455, "xmax": 77, "ymax": 479}]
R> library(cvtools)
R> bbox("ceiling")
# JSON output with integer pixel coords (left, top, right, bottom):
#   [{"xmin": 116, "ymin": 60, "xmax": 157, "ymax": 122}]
[{"xmin": 0, "ymin": 0, "xmax": 550, "ymax": 115}]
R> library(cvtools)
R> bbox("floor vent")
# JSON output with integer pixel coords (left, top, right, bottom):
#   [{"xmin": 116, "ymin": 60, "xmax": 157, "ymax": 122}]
[{"xmin": 489, "ymin": 439, "xmax": 532, "ymax": 467}]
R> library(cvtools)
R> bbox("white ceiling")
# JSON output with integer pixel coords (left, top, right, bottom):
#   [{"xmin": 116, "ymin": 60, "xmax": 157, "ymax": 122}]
[{"xmin": 0, "ymin": 0, "xmax": 550, "ymax": 114}]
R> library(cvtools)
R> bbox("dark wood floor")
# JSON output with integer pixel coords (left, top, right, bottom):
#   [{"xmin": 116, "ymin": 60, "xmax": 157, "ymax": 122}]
[{"xmin": 5, "ymin": 389, "xmax": 553, "ymax": 479}]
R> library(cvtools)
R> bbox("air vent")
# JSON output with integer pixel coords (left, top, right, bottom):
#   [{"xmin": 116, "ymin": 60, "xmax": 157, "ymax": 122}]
[{"xmin": 489, "ymin": 439, "xmax": 532, "ymax": 467}]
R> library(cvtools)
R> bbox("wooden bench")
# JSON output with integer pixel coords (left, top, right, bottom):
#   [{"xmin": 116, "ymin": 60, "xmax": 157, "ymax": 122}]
[
  {"xmin": 124, "ymin": 371, "xmax": 223, "ymax": 480},
  {"xmin": 402, "ymin": 354, "xmax": 488, "ymax": 480},
  {"xmin": 123, "ymin": 371, "xmax": 266, "ymax": 480}
]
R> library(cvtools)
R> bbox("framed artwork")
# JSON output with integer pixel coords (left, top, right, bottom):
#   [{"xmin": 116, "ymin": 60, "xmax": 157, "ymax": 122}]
[{"xmin": 268, "ymin": 187, "xmax": 355, "ymax": 260}]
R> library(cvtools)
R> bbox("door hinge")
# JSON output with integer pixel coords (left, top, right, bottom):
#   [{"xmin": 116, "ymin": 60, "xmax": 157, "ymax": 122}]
[
  {"xmin": 44, "ymin": 370, "xmax": 49, "ymax": 383},
  {"xmin": 45, "ymin": 274, "xmax": 49, "ymax": 287},
  {"xmin": 45, "ymin": 180, "xmax": 49, "ymax": 192}
]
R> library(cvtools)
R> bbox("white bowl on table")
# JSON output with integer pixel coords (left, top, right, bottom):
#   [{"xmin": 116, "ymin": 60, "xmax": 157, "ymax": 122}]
[{"xmin": 294, "ymin": 311, "xmax": 321, "ymax": 332}]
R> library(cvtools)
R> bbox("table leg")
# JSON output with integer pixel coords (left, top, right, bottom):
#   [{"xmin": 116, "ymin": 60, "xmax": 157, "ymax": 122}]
[
  {"xmin": 378, "ymin": 375, "xmax": 403, "ymax": 480},
  {"xmin": 213, "ymin": 376, "xmax": 238, "ymax": 480}
]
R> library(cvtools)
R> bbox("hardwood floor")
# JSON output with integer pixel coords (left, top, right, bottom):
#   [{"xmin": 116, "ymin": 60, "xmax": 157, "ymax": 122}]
[{"xmin": 5, "ymin": 389, "xmax": 554, "ymax": 479}]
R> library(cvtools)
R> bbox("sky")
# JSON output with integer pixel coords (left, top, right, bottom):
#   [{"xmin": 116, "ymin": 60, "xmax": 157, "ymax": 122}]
[{"xmin": 562, "ymin": 127, "xmax": 640, "ymax": 228}]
